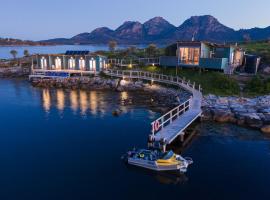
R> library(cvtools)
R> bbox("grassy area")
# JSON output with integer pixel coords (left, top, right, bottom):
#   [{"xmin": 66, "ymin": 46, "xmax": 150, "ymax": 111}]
[
  {"xmin": 134, "ymin": 66, "xmax": 241, "ymax": 96},
  {"xmin": 244, "ymin": 76, "xmax": 270, "ymax": 96},
  {"xmin": 240, "ymin": 41, "xmax": 270, "ymax": 64}
]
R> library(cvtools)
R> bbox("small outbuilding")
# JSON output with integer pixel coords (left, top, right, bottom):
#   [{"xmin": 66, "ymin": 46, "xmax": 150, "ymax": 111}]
[{"xmin": 32, "ymin": 51, "xmax": 107, "ymax": 77}]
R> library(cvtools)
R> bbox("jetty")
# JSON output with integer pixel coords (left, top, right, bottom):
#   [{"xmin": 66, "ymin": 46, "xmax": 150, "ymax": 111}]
[{"xmin": 105, "ymin": 70, "xmax": 203, "ymax": 151}]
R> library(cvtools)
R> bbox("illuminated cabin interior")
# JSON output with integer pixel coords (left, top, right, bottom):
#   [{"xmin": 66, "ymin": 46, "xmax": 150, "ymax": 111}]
[{"xmin": 33, "ymin": 51, "xmax": 107, "ymax": 76}]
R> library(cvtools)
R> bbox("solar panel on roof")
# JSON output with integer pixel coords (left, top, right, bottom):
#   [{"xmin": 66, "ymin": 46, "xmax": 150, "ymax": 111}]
[{"xmin": 65, "ymin": 51, "xmax": 90, "ymax": 55}]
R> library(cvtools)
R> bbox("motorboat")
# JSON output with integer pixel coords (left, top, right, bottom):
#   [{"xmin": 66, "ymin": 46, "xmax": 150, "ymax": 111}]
[{"xmin": 122, "ymin": 149, "xmax": 193, "ymax": 173}]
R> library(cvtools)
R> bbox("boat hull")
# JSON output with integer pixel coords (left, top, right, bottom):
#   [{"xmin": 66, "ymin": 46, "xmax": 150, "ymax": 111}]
[{"xmin": 128, "ymin": 158, "xmax": 187, "ymax": 172}]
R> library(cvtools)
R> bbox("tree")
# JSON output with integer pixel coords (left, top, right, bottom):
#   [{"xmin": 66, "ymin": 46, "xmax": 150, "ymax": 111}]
[
  {"xmin": 108, "ymin": 41, "xmax": 117, "ymax": 52},
  {"xmin": 146, "ymin": 44, "xmax": 158, "ymax": 57},
  {"xmin": 10, "ymin": 50, "xmax": 18, "ymax": 59},
  {"xmin": 23, "ymin": 49, "xmax": 30, "ymax": 57}
]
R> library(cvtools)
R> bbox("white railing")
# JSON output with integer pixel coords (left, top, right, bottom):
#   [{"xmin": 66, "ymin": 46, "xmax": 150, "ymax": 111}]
[
  {"xmin": 150, "ymin": 99, "xmax": 191, "ymax": 135},
  {"xmin": 106, "ymin": 70, "xmax": 202, "ymax": 92},
  {"xmin": 105, "ymin": 70, "xmax": 203, "ymax": 135}
]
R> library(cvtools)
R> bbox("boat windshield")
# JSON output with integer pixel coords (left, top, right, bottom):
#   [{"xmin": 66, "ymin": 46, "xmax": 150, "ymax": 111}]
[{"xmin": 162, "ymin": 151, "xmax": 174, "ymax": 160}]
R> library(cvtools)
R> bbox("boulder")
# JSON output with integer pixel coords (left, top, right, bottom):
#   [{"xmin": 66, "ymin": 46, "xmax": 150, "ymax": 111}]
[
  {"xmin": 213, "ymin": 109, "xmax": 236, "ymax": 123},
  {"xmin": 261, "ymin": 125, "xmax": 270, "ymax": 134},
  {"xmin": 202, "ymin": 108, "xmax": 213, "ymax": 121},
  {"xmin": 243, "ymin": 113, "xmax": 263, "ymax": 129}
]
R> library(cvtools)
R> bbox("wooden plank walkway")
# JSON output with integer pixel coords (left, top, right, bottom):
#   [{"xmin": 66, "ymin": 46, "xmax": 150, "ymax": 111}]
[
  {"xmin": 153, "ymin": 109, "xmax": 202, "ymax": 144},
  {"xmin": 104, "ymin": 70, "xmax": 202, "ymax": 148}
]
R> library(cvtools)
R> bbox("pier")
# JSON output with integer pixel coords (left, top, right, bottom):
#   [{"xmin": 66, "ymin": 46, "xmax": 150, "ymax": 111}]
[{"xmin": 104, "ymin": 70, "xmax": 203, "ymax": 151}]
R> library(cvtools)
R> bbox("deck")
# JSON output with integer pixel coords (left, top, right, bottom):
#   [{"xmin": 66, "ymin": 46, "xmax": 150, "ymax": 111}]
[{"xmin": 105, "ymin": 70, "xmax": 203, "ymax": 149}]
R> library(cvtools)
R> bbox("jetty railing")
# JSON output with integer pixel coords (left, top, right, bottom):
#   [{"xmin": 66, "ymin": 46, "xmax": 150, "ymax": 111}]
[
  {"xmin": 151, "ymin": 99, "xmax": 191, "ymax": 135},
  {"xmin": 105, "ymin": 69, "xmax": 203, "ymax": 144},
  {"xmin": 106, "ymin": 69, "xmax": 202, "ymax": 92}
]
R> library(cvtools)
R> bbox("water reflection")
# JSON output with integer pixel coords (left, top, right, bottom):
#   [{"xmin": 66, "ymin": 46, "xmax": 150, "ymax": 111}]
[
  {"xmin": 56, "ymin": 90, "xmax": 65, "ymax": 112},
  {"xmin": 42, "ymin": 89, "xmax": 51, "ymax": 112},
  {"xmin": 79, "ymin": 91, "xmax": 88, "ymax": 115},
  {"xmin": 40, "ymin": 89, "xmax": 161, "ymax": 120},
  {"xmin": 89, "ymin": 91, "xmax": 97, "ymax": 115},
  {"xmin": 70, "ymin": 91, "xmax": 78, "ymax": 113},
  {"xmin": 126, "ymin": 165, "xmax": 188, "ymax": 185},
  {"xmin": 41, "ymin": 89, "xmax": 118, "ymax": 117}
]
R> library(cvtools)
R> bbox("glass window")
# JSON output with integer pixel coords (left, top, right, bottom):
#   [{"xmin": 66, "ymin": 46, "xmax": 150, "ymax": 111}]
[
  {"xmin": 68, "ymin": 57, "xmax": 75, "ymax": 69},
  {"xmin": 55, "ymin": 57, "xmax": 61, "ymax": 70},
  {"xmin": 79, "ymin": 57, "xmax": 85, "ymax": 70},
  {"xmin": 179, "ymin": 47, "xmax": 200, "ymax": 65},
  {"xmin": 41, "ymin": 57, "xmax": 47, "ymax": 69},
  {"xmin": 90, "ymin": 58, "xmax": 96, "ymax": 71}
]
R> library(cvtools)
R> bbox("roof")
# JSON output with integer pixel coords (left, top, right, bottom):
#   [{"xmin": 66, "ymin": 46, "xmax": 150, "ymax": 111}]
[
  {"xmin": 65, "ymin": 50, "xmax": 90, "ymax": 55},
  {"xmin": 176, "ymin": 40, "xmax": 242, "ymax": 50}
]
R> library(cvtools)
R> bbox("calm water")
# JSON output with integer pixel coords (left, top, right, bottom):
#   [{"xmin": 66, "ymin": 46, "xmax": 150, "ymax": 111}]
[
  {"xmin": 0, "ymin": 79, "xmax": 270, "ymax": 200},
  {"xmin": 0, "ymin": 45, "xmax": 145, "ymax": 59}
]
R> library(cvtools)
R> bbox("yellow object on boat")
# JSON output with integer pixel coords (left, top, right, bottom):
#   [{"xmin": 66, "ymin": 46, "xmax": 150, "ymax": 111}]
[{"xmin": 156, "ymin": 152, "xmax": 180, "ymax": 166}]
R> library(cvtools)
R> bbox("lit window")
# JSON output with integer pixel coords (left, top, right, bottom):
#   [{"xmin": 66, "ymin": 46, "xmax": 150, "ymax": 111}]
[
  {"xmin": 55, "ymin": 57, "xmax": 61, "ymax": 70},
  {"xmin": 41, "ymin": 57, "xmax": 47, "ymax": 69},
  {"xmin": 79, "ymin": 57, "xmax": 85, "ymax": 70},
  {"xmin": 68, "ymin": 57, "xmax": 75, "ymax": 69},
  {"xmin": 90, "ymin": 58, "xmax": 96, "ymax": 71}
]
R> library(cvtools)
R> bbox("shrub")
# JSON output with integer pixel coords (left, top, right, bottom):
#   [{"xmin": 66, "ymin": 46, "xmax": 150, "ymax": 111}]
[{"xmin": 245, "ymin": 76, "xmax": 270, "ymax": 95}]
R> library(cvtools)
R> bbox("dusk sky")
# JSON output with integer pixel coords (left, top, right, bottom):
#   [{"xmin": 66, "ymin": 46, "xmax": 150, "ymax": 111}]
[{"xmin": 1, "ymin": 0, "xmax": 269, "ymax": 40}]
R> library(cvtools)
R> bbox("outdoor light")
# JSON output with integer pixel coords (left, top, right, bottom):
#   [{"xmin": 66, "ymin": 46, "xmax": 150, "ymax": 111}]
[{"xmin": 152, "ymin": 63, "xmax": 155, "ymax": 66}]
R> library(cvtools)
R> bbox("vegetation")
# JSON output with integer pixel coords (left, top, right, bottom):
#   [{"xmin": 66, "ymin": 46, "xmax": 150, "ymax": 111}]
[
  {"xmin": 108, "ymin": 41, "xmax": 118, "ymax": 52},
  {"xmin": 240, "ymin": 40, "xmax": 270, "ymax": 64},
  {"xmin": 133, "ymin": 66, "xmax": 240, "ymax": 96},
  {"xmin": 145, "ymin": 44, "xmax": 158, "ymax": 57},
  {"xmin": 244, "ymin": 75, "xmax": 270, "ymax": 96},
  {"xmin": 10, "ymin": 50, "xmax": 18, "ymax": 59},
  {"xmin": 96, "ymin": 46, "xmax": 164, "ymax": 59},
  {"xmin": 23, "ymin": 49, "xmax": 30, "ymax": 57}
]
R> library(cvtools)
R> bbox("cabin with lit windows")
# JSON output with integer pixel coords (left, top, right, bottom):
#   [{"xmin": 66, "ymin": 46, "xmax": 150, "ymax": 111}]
[
  {"xmin": 161, "ymin": 41, "xmax": 245, "ymax": 73},
  {"xmin": 32, "ymin": 51, "xmax": 107, "ymax": 78},
  {"xmin": 176, "ymin": 41, "xmax": 244, "ymax": 70}
]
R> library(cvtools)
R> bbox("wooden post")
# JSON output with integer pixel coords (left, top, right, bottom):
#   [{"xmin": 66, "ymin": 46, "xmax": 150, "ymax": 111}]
[{"xmin": 180, "ymin": 134, "xmax": 185, "ymax": 142}]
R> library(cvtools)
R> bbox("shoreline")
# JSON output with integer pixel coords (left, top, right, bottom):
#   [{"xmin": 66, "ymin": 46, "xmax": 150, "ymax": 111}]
[
  {"xmin": 30, "ymin": 77, "xmax": 191, "ymax": 114},
  {"xmin": 202, "ymin": 95, "xmax": 270, "ymax": 133},
  {"xmin": 1, "ymin": 72, "xmax": 269, "ymax": 133}
]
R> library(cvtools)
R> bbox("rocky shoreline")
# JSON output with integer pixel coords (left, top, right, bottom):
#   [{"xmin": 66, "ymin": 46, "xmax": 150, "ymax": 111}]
[
  {"xmin": 31, "ymin": 77, "xmax": 191, "ymax": 113},
  {"xmin": 30, "ymin": 76, "xmax": 270, "ymax": 133},
  {"xmin": 202, "ymin": 95, "xmax": 270, "ymax": 133},
  {"xmin": 0, "ymin": 67, "xmax": 29, "ymax": 78}
]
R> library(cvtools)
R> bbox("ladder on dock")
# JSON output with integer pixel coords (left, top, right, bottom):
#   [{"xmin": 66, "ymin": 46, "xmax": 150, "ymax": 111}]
[{"xmin": 104, "ymin": 70, "xmax": 203, "ymax": 151}]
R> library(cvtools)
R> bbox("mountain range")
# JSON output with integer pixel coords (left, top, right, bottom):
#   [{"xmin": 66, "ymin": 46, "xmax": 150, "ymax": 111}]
[
  {"xmin": 4, "ymin": 15, "xmax": 266, "ymax": 45},
  {"xmin": 43, "ymin": 15, "xmax": 270, "ymax": 45}
]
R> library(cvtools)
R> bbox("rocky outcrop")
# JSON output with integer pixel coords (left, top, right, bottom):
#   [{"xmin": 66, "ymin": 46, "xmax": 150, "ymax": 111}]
[{"xmin": 202, "ymin": 95, "xmax": 270, "ymax": 132}]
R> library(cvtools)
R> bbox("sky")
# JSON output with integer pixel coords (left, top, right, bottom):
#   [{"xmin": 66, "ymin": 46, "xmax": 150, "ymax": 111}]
[{"xmin": 1, "ymin": 0, "xmax": 269, "ymax": 41}]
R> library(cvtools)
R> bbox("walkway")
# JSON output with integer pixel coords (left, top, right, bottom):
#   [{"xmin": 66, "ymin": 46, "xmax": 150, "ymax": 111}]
[{"xmin": 104, "ymin": 70, "xmax": 203, "ymax": 149}]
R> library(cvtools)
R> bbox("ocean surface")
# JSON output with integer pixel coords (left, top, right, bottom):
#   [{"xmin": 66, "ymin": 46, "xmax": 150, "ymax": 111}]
[
  {"xmin": 0, "ymin": 45, "xmax": 146, "ymax": 59},
  {"xmin": 0, "ymin": 79, "xmax": 270, "ymax": 200}
]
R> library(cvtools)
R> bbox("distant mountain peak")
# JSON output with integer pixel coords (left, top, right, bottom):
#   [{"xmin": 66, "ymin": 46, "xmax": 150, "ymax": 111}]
[{"xmin": 42, "ymin": 15, "xmax": 270, "ymax": 45}]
